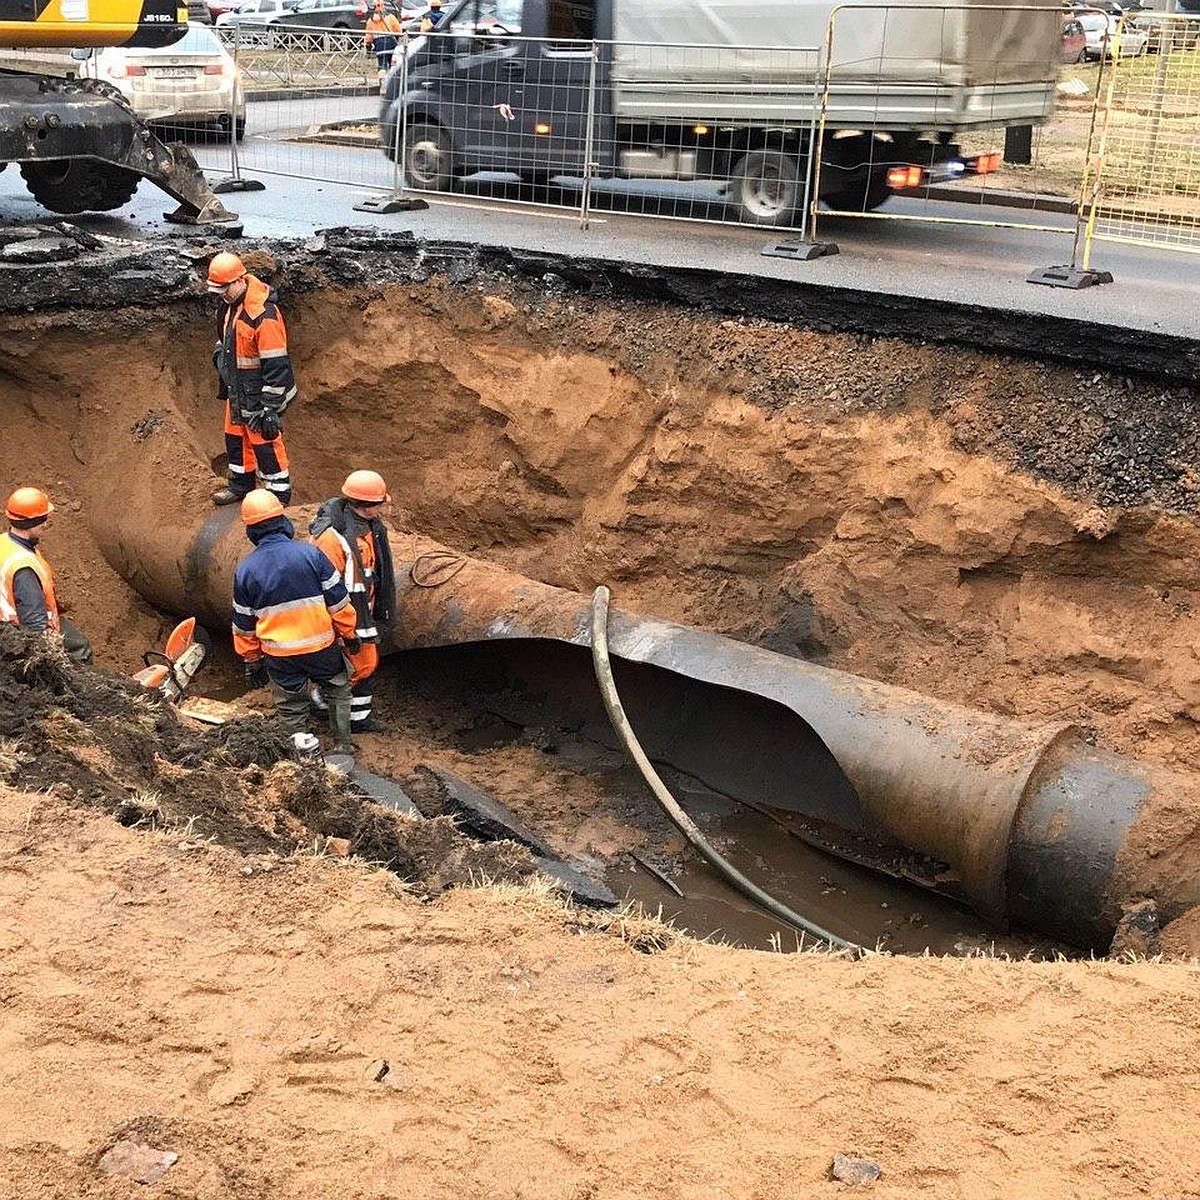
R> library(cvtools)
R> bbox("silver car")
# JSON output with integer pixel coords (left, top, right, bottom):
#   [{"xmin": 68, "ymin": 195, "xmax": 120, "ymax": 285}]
[{"xmin": 75, "ymin": 24, "xmax": 247, "ymax": 140}]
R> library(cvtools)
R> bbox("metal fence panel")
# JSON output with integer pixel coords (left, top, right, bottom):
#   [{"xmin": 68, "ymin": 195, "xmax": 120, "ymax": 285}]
[
  {"xmin": 811, "ymin": 2, "xmax": 1089, "ymax": 241},
  {"xmin": 1084, "ymin": 12, "xmax": 1200, "ymax": 258}
]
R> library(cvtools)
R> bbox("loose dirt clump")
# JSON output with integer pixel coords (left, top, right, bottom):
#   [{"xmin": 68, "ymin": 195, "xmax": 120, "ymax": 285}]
[{"xmin": 0, "ymin": 625, "xmax": 534, "ymax": 891}]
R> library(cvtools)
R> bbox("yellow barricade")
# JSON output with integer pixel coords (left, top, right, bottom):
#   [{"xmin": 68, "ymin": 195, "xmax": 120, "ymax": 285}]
[{"xmin": 1083, "ymin": 12, "xmax": 1200, "ymax": 261}]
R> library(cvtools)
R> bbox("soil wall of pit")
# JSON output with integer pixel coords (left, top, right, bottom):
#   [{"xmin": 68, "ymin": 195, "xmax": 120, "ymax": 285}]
[{"xmin": 2, "ymin": 240, "xmax": 1200, "ymax": 780}]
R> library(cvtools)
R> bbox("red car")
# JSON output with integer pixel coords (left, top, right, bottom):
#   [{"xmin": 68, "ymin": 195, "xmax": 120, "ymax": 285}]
[{"xmin": 1061, "ymin": 16, "xmax": 1088, "ymax": 62}]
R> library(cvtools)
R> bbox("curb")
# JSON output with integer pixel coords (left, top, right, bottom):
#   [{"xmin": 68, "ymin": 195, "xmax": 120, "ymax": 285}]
[
  {"xmin": 924, "ymin": 183, "xmax": 1077, "ymax": 214},
  {"xmin": 247, "ymin": 85, "xmax": 377, "ymax": 102}
]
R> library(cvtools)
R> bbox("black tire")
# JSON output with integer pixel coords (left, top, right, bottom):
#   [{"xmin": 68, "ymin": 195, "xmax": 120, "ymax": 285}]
[
  {"xmin": 403, "ymin": 121, "xmax": 455, "ymax": 191},
  {"xmin": 824, "ymin": 170, "xmax": 892, "ymax": 213},
  {"xmin": 729, "ymin": 149, "xmax": 802, "ymax": 226},
  {"xmin": 235, "ymin": 117, "xmax": 246, "ymax": 142},
  {"xmin": 19, "ymin": 159, "xmax": 139, "ymax": 214}
]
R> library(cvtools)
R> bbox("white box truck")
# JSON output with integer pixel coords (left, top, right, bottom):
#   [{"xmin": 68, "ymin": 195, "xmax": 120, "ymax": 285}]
[{"xmin": 381, "ymin": 0, "xmax": 1062, "ymax": 223}]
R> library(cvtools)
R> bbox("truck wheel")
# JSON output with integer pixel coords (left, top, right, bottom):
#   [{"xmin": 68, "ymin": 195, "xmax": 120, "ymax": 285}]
[
  {"xmin": 403, "ymin": 122, "xmax": 454, "ymax": 191},
  {"xmin": 19, "ymin": 159, "xmax": 139, "ymax": 214},
  {"xmin": 729, "ymin": 149, "xmax": 802, "ymax": 226},
  {"xmin": 825, "ymin": 171, "xmax": 891, "ymax": 213}
]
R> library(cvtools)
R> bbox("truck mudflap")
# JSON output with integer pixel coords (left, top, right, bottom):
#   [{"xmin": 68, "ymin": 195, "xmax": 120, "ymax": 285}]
[{"xmin": 0, "ymin": 73, "xmax": 237, "ymax": 224}]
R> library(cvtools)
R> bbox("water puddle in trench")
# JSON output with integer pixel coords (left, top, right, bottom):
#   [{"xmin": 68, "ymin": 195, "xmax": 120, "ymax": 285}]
[{"xmin": 350, "ymin": 644, "xmax": 1077, "ymax": 959}]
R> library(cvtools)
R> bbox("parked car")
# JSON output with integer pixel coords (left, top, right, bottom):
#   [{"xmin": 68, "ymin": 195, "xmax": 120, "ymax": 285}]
[
  {"xmin": 1133, "ymin": 9, "xmax": 1200, "ymax": 51},
  {"xmin": 1078, "ymin": 8, "xmax": 1150, "ymax": 55},
  {"xmin": 263, "ymin": 0, "xmax": 368, "ymax": 31},
  {"xmin": 216, "ymin": 0, "xmax": 300, "ymax": 34},
  {"xmin": 207, "ymin": 0, "xmax": 243, "ymax": 22},
  {"xmin": 1061, "ymin": 15, "xmax": 1088, "ymax": 60},
  {"xmin": 73, "ymin": 24, "xmax": 246, "ymax": 140}
]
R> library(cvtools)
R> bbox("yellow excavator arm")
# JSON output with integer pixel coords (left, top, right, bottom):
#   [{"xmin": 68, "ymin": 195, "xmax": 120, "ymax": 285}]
[{"xmin": 0, "ymin": 0, "xmax": 189, "ymax": 50}]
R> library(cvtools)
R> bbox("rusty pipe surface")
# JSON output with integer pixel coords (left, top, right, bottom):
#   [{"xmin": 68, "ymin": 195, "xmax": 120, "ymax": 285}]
[{"xmin": 96, "ymin": 504, "xmax": 1200, "ymax": 949}]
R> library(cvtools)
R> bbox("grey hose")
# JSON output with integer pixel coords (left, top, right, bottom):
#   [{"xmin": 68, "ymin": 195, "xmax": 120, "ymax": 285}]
[{"xmin": 589, "ymin": 585, "xmax": 858, "ymax": 954}]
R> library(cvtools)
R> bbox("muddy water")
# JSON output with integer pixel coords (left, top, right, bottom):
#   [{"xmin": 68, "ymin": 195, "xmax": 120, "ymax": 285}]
[{"xmin": 351, "ymin": 645, "xmax": 1075, "ymax": 959}]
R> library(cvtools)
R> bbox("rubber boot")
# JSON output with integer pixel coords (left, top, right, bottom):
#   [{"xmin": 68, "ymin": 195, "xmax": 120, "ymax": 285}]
[
  {"xmin": 323, "ymin": 669, "xmax": 355, "ymax": 754},
  {"xmin": 271, "ymin": 680, "xmax": 312, "ymax": 735}
]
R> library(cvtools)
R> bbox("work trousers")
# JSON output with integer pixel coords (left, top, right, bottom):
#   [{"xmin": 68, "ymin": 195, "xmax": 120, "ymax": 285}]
[
  {"xmin": 224, "ymin": 400, "xmax": 292, "ymax": 505},
  {"xmin": 315, "ymin": 640, "xmax": 379, "ymax": 729}
]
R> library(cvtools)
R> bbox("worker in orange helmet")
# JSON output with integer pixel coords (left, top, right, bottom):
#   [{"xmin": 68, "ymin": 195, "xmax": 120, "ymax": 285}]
[
  {"xmin": 364, "ymin": 0, "xmax": 403, "ymax": 91},
  {"xmin": 208, "ymin": 251, "xmax": 296, "ymax": 509},
  {"xmin": 419, "ymin": 0, "xmax": 444, "ymax": 31},
  {"xmin": 233, "ymin": 490, "xmax": 357, "ymax": 753},
  {"xmin": 309, "ymin": 469, "xmax": 395, "ymax": 734},
  {"xmin": 0, "ymin": 487, "xmax": 92, "ymax": 663}
]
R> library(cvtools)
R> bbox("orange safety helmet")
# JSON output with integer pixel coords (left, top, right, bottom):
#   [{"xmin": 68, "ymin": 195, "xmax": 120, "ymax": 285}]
[
  {"xmin": 207, "ymin": 251, "xmax": 247, "ymax": 293},
  {"xmin": 5, "ymin": 486, "xmax": 54, "ymax": 524},
  {"xmin": 241, "ymin": 489, "xmax": 285, "ymax": 526},
  {"xmin": 342, "ymin": 469, "xmax": 391, "ymax": 504}
]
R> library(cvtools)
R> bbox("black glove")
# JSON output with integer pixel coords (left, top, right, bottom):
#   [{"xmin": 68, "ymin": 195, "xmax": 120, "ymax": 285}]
[
  {"xmin": 244, "ymin": 658, "xmax": 269, "ymax": 688},
  {"xmin": 343, "ymin": 636, "xmax": 362, "ymax": 655},
  {"xmin": 257, "ymin": 409, "xmax": 281, "ymax": 440}
]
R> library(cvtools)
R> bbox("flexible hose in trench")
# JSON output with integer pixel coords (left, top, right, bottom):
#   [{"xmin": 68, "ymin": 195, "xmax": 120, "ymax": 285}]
[{"xmin": 589, "ymin": 586, "xmax": 858, "ymax": 954}]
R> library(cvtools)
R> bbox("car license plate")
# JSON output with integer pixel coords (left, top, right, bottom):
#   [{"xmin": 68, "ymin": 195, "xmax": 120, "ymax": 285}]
[{"xmin": 155, "ymin": 67, "xmax": 199, "ymax": 77}]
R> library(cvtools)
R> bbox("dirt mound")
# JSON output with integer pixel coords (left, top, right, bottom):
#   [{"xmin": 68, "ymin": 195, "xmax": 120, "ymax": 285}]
[{"xmin": 0, "ymin": 625, "xmax": 534, "ymax": 893}]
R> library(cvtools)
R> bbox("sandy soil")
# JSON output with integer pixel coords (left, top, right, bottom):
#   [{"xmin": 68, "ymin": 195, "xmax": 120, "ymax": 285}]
[
  {"xmin": 4, "ymin": 788, "xmax": 1200, "ymax": 1200},
  {"xmin": 4, "ymin": 269, "xmax": 1200, "ymax": 1194}
]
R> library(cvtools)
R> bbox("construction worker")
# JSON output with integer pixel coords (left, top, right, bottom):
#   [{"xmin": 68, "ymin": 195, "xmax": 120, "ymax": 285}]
[
  {"xmin": 0, "ymin": 486, "xmax": 92, "ymax": 663},
  {"xmin": 419, "ymin": 0, "xmax": 444, "ymax": 31},
  {"xmin": 309, "ymin": 469, "xmax": 395, "ymax": 734},
  {"xmin": 208, "ymin": 251, "xmax": 295, "ymax": 509},
  {"xmin": 232, "ymin": 489, "xmax": 357, "ymax": 753},
  {"xmin": 365, "ymin": 0, "xmax": 402, "ymax": 89}
]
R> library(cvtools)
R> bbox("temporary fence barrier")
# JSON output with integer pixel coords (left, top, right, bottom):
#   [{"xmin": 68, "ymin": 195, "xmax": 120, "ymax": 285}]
[
  {"xmin": 183, "ymin": 8, "xmax": 1197, "ymax": 289},
  {"xmin": 808, "ymin": 1, "xmax": 1092, "ymax": 247},
  {"xmin": 1081, "ymin": 11, "xmax": 1200, "ymax": 259}
]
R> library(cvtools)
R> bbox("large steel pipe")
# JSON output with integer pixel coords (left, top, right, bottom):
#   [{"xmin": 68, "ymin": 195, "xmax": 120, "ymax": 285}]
[{"xmin": 96, "ymin": 504, "xmax": 1200, "ymax": 949}]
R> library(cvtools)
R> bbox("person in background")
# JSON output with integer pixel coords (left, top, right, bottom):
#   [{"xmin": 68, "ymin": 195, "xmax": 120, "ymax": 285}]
[
  {"xmin": 419, "ymin": 0, "xmax": 445, "ymax": 32},
  {"xmin": 365, "ymin": 0, "xmax": 403, "ymax": 91}
]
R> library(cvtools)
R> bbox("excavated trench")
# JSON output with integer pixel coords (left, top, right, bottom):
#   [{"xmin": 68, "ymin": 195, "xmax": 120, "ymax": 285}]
[{"xmin": 4, "ymin": 231, "xmax": 1200, "ymax": 956}]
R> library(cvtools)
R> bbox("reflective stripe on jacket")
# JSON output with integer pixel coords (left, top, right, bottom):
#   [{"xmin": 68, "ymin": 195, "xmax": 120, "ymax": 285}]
[
  {"xmin": 0, "ymin": 532, "xmax": 59, "ymax": 632},
  {"xmin": 312, "ymin": 525, "xmax": 379, "ymax": 642},
  {"xmin": 232, "ymin": 532, "xmax": 356, "ymax": 659},
  {"xmin": 215, "ymin": 274, "xmax": 298, "ymax": 422}
]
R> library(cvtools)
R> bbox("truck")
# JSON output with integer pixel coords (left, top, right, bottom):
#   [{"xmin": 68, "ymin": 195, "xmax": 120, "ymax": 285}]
[
  {"xmin": 379, "ymin": 0, "xmax": 1063, "ymax": 224},
  {"xmin": 0, "ymin": 0, "xmax": 234, "ymax": 222}
]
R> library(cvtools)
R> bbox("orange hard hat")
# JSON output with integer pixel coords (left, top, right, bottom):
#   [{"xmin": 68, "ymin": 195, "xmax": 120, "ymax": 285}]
[
  {"xmin": 207, "ymin": 251, "xmax": 247, "ymax": 292},
  {"xmin": 241, "ymin": 489, "xmax": 285, "ymax": 526},
  {"xmin": 342, "ymin": 469, "xmax": 390, "ymax": 504},
  {"xmin": 6, "ymin": 486, "xmax": 54, "ymax": 523}
]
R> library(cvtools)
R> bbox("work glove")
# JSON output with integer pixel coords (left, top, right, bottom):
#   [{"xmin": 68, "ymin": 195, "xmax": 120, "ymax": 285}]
[
  {"xmin": 244, "ymin": 658, "xmax": 269, "ymax": 688},
  {"xmin": 343, "ymin": 636, "xmax": 362, "ymax": 655},
  {"xmin": 256, "ymin": 409, "xmax": 281, "ymax": 440}
]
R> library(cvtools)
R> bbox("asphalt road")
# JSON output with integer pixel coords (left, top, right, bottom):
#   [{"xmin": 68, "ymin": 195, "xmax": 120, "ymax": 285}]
[{"xmin": 0, "ymin": 91, "xmax": 1194, "ymax": 337}]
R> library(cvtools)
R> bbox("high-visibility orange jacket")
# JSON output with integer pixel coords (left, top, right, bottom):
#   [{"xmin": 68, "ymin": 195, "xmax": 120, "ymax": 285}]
[
  {"xmin": 232, "ymin": 529, "xmax": 357, "ymax": 660},
  {"xmin": 0, "ymin": 531, "xmax": 59, "ymax": 632},
  {"xmin": 365, "ymin": 12, "xmax": 402, "ymax": 42},
  {"xmin": 214, "ymin": 274, "xmax": 298, "ymax": 424},
  {"xmin": 312, "ymin": 524, "xmax": 380, "ymax": 642}
]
